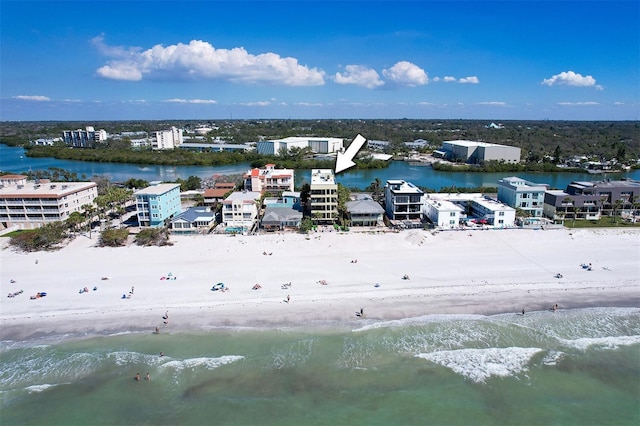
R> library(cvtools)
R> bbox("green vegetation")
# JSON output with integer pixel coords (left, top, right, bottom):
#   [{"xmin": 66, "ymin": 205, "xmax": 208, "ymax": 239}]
[
  {"xmin": 99, "ymin": 228, "xmax": 130, "ymax": 247},
  {"xmin": 8, "ymin": 222, "xmax": 67, "ymax": 252},
  {"xmin": 563, "ymin": 218, "xmax": 640, "ymax": 229},
  {"xmin": 2, "ymin": 119, "xmax": 638, "ymax": 169},
  {"xmin": 431, "ymin": 161, "xmax": 584, "ymax": 173},
  {"xmin": 134, "ymin": 228, "xmax": 171, "ymax": 246}
]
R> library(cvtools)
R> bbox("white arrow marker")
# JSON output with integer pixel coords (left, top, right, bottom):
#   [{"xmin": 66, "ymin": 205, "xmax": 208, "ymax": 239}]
[{"xmin": 335, "ymin": 134, "xmax": 366, "ymax": 174}]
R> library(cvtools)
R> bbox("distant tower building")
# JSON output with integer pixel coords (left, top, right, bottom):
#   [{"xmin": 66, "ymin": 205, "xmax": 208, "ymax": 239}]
[
  {"xmin": 62, "ymin": 126, "xmax": 108, "ymax": 148},
  {"xmin": 153, "ymin": 127, "xmax": 183, "ymax": 150}
]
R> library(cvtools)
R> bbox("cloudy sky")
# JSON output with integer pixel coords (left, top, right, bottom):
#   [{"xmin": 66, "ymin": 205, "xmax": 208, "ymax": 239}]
[{"xmin": 1, "ymin": 0, "xmax": 638, "ymax": 121}]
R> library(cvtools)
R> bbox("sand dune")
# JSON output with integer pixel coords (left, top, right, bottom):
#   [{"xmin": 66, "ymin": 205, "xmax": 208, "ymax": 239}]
[{"xmin": 1, "ymin": 227, "xmax": 639, "ymax": 341}]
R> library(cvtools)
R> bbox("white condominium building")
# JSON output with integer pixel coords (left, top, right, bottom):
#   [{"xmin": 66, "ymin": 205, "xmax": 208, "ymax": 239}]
[
  {"xmin": 153, "ymin": 127, "xmax": 184, "ymax": 150},
  {"xmin": 310, "ymin": 169, "xmax": 338, "ymax": 223},
  {"xmin": 0, "ymin": 179, "xmax": 98, "ymax": 230}
]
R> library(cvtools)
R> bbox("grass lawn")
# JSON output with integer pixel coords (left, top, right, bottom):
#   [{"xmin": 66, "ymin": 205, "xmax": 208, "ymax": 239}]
[{"xmin": 564, "ymin": 217, "xmax": 640, "ymax": 229}]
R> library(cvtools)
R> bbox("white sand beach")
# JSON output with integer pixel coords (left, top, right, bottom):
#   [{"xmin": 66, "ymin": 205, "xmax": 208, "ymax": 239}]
[{"xmin": 1, "ymin": 228, "xmax": 639, "ymax": 341}]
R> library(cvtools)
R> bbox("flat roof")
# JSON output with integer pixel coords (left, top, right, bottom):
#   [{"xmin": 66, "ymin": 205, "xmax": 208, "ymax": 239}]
[
  {"xmin": 134, "ymin": 183, "xmax": 180, "ymax": 195},
  {"xmin": 311, "ymin": 169, "xmax": 336, "ymax": 185},
  {"xmin": 0, "ymin": 181, "xmax": 97, "ymax": 199}
]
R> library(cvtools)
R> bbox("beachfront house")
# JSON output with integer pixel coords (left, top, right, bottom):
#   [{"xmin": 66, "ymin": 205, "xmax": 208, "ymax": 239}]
[
  {"xmin": 243, "ymin": 164, "xmax": 295, "ymax": 194},
  {"xmin": 384, "ymin": 179, "xmax": 424, "ymax": 227},
  {"xmin": 221, "ymin": 190, "xmax": 261, "ymax": 233},
  {"xmin": 134, "ymin": 183, "xmax": 181, "ymax": 228},
  {"xmin": 345, "ymin": 194, "xmax": 385, "ymax": 227},
  {"xmin": 0, "ymin": 178, "xmax": 98, "ymax": 230},
  {"xmin": 260, "ymin": 207, "xmax": 303, "ymax": 231},
  {"xmin": 497, "ymin": 176, "xmax": 547, "ymax": 218},
  {"xmin": 310, "ymin": 169, "xmax": 338, "ymax": 224},
  {"xmin": 170, "ymin": 206, "xmax": 216, "ymax": 234}
]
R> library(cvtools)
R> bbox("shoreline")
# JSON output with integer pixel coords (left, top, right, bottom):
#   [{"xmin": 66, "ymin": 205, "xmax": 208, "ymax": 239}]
[{"xmin": 2, "ymin": 227, "xmax": 639, "ymax": 344}]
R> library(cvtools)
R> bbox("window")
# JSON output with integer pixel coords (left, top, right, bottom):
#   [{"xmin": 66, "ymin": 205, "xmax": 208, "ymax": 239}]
[
  {"xmin": 450, "ymin": 212, "xmax": 456, "ymax": 217},
  {"xmin": 499, "ymin": 211, "xmax": 505, "ymax": 216}
]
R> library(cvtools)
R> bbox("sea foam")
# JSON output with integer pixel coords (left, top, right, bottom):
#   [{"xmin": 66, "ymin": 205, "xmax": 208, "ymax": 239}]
[{"xmin": 416, "ymin": 347, "xmax": 543, "ymax": 383}]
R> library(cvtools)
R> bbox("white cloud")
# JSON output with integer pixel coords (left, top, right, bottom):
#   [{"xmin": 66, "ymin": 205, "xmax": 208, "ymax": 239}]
[
  {"xmin": 443, "ymin": 76, "xmax": 457, "ymax": 82},
  {"xmin": 557, "ymin": 101, "xmax": 599, "ymax": 106},
  {"xmin": 334, "ymin": 65, "xmax": 384, "ymax": 88},
  {"xmin": 542, "ymin": 71, "xmax": 601, "ymax": 89},
  {"xmin": 239, "ymin": 101, "xmax": 271, "ymax": 106},
  {"xmin": 458, "ymin": 76, "xmax": 479, "ymax": 84},
  {"xmin": 477, "ymin": 101, "xmax": 507, "ymax": 106},
  {"xmin": 94, "ymin": 38, "xmax": 325, "ymax": 86},
  {"xmin": 164, "ymin": 98, "xmax": 217, "ymax": 104},
  {"xmin": 381, "ymin": 61, "xmax": 428, "ymax": 86},
  {"xmin": 12, "ymin": 95, "xmax": 51, "ymax": 101}
]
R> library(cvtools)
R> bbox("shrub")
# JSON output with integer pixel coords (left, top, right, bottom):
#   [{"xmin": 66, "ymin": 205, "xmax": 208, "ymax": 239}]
[
  {"xmin": 134, "ymin": 228, "xmax": 171, "ymax": 246},
  {"xmin": 99, "ymin": 228, "xmax": 130, "ymax": 247},
  {"xmin": 9, "ymin": 222, "xmax": 67, "ymax": 252}
]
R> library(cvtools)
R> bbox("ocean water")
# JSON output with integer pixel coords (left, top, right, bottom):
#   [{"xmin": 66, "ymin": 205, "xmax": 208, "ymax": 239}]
[{"xmin": 1, "ymin": 307, "xmax": 639, "ymax": 426}]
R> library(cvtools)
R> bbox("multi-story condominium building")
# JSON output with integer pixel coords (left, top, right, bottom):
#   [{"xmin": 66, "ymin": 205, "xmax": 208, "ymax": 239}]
[
  {"xmin": 62, "ymin": 126, "xmax": 108, "ymax": 148},
  {"xmin": 423, "ymin": 193, "xmax": 516, "ymax": 228},
  {"xmin": 256, "ymin": 137, "xmax": 343, "ymax": 156},
  {"xmin": 544, "ymin": 179, "xmax": 640, "ymax": 221},
  {"xmin": 134, "ymin": 183, "xmax": 181, "ymax": 228},
  {"xmin": 221, "ymin": 191, "xmax": 261, "ymax": 233},
  {"xmin": 153, "ymin": 127, "xmax": 183, "ymax": 150},
  {"xmin": 244, "ymin": 164, "xmax": 295, "ymax": 194},
  {"xmin": 497, "ymin": 176, "xmax": 547, "ymax": 217},
  {"xmin": 422, "ymin": 197, "xmax": 464, "ymax": 229},
  {"xmin": 384, "ymin": 179, "xmax": 424, "ymax": 223},
  {"xmin": 467, "ymin": 196, "xmax": 516, "ymax": 227},
  {"xmin": 310, "ymin": 169, "xmax": 338, "ymax": 224},
  {"xmin": 436, "ymin": 140, "xmax": 521, "ymax": 164},
  {"xmin": 0, "ymin": 179, "xmax": 98, "ymax": 230}
]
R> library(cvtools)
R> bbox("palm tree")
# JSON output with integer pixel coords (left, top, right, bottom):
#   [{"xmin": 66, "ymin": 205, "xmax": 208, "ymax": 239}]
[
  {"xmin": 65, "ymin": 211, "xmax": 84, "ymax": 236},
  {"xmin": 81, "ymin": 204, "xmax": 97, "ymax": 238},
  {"xmin": 613, "ymin": 199, "xmax": 623, "ymax": 224}
]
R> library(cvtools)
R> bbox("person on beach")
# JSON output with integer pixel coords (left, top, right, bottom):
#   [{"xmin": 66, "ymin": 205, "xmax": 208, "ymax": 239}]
[
  {"xmin": 287, "ymin": 295, "xmax": 290, "ymax": 303},
  {"xmin": 154, "ymin": 326, "xmax": 159, "ymax": 334},
  {"xmin": 522, "ymin": 309, "xmax": 525, "ymax": 315},
  {"xmin": 135, "ymin": 373, "xmax": 140, "ymax": 382},
  {"xmin": 145, "ymin": 373, "xmax": 150, "ymax": 381},
  {"xmin": 159, "ymin": 352, "xmax": 164, "ymax": 357}
]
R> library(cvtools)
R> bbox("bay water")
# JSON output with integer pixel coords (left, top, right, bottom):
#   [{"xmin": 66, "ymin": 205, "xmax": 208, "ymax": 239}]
[
  {"xmin": 2, "ymin": 307, "xmax": 639, "ymax": 425},
  {"xmin": 2, "ymin": 144, "xmax": 639, "ymax": 190}
]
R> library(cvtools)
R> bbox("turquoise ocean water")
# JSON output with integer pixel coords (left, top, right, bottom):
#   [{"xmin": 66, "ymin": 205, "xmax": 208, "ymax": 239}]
[{"xmin": 1, "ymin": 307, "xmax": 639, "ymax": 426}]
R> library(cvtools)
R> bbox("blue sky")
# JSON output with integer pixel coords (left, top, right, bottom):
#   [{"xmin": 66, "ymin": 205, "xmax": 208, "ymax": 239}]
[{"xmin": 1, "ymin": 0, "xmax": 638, "ymax": 121}]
